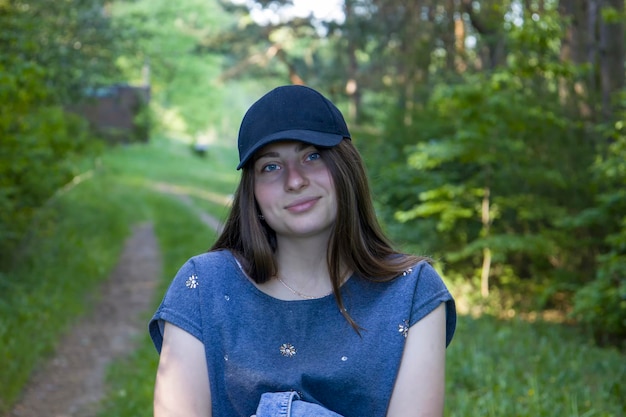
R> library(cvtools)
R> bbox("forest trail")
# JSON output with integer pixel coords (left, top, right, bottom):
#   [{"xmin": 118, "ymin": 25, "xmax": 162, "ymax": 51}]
[
  {"xmin": 3, "ymin": 173, "xmax": 228, "ymax": 417},
  {"xmin": 7, "ymin": 185, "xmax": 224, "ymax": 417},
  {"xmin": 8, "ymin": 197, "xmax": 224, "ymax": 417},
  {"xmin": 8, "ymin": 222, "xmax": 161, "ymax": 417}
]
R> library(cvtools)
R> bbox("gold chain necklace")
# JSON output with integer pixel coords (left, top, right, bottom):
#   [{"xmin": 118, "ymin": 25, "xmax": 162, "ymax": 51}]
[{"xmin": 275, "ymin": 276, "xmax": 333, "ymax": 300}]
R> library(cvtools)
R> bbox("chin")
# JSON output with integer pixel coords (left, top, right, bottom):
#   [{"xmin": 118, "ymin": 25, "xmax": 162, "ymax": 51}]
[{"xmin": 277, "ymin": 223, "xmax": 334, "ymax": 239}]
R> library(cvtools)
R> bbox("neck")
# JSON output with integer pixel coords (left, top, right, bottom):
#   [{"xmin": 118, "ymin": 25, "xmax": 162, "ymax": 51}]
[{"xmin": 274, "ymin": 234, "xmax": 332, "ymax": 289}]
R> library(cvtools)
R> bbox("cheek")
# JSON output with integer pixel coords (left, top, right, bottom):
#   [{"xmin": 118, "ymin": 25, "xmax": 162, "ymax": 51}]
[
  {"xmin": 253, "ymin": 183, "xmax": 274, "ymax": 211},
  {"xmin": 323, "ymin": 172, "xmax": 337, "ymax": 197}
]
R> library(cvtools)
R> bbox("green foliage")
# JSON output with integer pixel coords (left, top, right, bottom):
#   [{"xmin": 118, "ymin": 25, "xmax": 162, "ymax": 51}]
[
  {"xmin": 506, "ymin": 6, "xmax": 567, "ymax": 79},
  {"xmin": 446, "ymin": 315, "xmax": 625, "ymax": 416},
  {"xmin": 571, "ymin": 111, "xmax": 626, "ymax": 345},
  {"xmin": 207, "ymin": 0, "xmax": 624, "ymax": 344},
  {"xmin": 1, "ymin": 0, "xmax": 624, "ymax": 412},
  {"xmin": 97, "ymin": 313, "xmax": 626, "ymax": 417},
  {"xmin": 0, "ymin": 95, "xmax": 102, "ymax": 267},
  {"xmin": 99, "ymin": 334, "xmax": 158, "ymax": 417},
  {"xmin": 91, "ymin": 138, "xmax": 625, "ymax": 417},
  {"xmin": 1, "ymin": 0, "xmax": 125, "ymax": 102},
  {"xmin": 573, "ymin": 257, "xmax": 626, "ymax": 345},
  {"xmin": 0, "ymin": 0, "xmax": 140, "ymax": 267},
  {"xmin": 131, "ymin": 99, "xmax": 154, "ymax": 143},
  {"xmin": 359, "ymin": 6, "xmax": 626, "ymax": 334},
  {"xmin": 0, "ymin": 135, "xmax": 239, "ymax": 413},
  {"xmin": 112, "ymin": 0, "xmax": 247, "ymax": 137},
  {"xmin": 387, "ymin": 71, "xmax": 594, "ymax": 294},
  {"xmin": 0, "ymin": 176, "xmax": 136, "ymax": 412}
]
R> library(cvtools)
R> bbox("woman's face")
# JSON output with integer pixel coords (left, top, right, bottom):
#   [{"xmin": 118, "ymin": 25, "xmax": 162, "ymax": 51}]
[{"xmin": 253, "ymin": 141, "xmax": 337, "ymax": 241}]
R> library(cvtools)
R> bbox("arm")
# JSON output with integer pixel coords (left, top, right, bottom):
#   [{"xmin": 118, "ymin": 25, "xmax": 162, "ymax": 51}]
[
  {"xmin": 154, "ymin": 322, "xmax": 212, "ymax": 417},
  {"xmin": 386, "ymin": 303, "xmax": 447, "ymax": 417}
]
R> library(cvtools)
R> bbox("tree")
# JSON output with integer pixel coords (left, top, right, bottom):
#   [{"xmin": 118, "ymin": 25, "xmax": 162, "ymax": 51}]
[
  {"xmin": 597, "ymin": 0, "xmax": 625, "ymax": 122},
  {"xmin": 186, "ymin": 0, "xmax": 625, "ymax": 341},
  {"xmin": 0, "ymin": 0, "xmax": 132, "ymax": 267},
  {"xmin": 558, "ymin": 0, "xmax": 625, "ymax": 122},
  {"xmin": 112, "ymin": 0, "xmax": 247, "ymax": 137}
]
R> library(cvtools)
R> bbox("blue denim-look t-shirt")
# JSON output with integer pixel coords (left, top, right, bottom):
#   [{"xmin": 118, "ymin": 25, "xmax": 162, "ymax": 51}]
[{"xmin": 149, "ymin": 250, "xmax": 456, "ymax": 417}]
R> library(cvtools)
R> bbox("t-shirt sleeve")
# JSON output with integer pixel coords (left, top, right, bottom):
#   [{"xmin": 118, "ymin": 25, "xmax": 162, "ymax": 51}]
[
  {"xmin": 149, "ymin": 258, "xmax": 203, "ymax": 353},
  {"xmin": 410, "ymin": 262, "xmax": 457, "ymax": 347}
]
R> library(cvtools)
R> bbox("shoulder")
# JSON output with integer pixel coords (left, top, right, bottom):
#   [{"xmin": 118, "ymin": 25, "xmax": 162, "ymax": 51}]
[
  {"xmin": 404, "ymin": 261, "xmax": 457, "ymax": 347},
  {"xmin": 158, "ymin": 250, "xmax": 241, "ymax": 309},
  {"xmin": 398, "ymin": 260, "xmax": 447, "ymax": 294},
  {"xmin": 172, "ymin": 250, "xmax": 243, "ymax": 281},
  {"xmin": 149, "ymin": 250, "xmax": 241, "ymax": 352},
  {"xmin": 187, "ymin": 249, "xmax": 237, "ymax": 271}
]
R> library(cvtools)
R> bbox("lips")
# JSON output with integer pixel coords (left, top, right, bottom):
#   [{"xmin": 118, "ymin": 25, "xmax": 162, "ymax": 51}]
[{"xmin": 284, "ymin": 197, "xmax": 321, "ymax": 213}]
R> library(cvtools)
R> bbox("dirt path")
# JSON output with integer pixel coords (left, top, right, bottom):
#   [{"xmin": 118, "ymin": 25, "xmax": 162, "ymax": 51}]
[
  {"xmin": 7, "ymin": 186, "xmax": 225, "ymax": 417},
  {"xmin": 8, "ymin": 222, "xmax": 161, "ymax": 417}
]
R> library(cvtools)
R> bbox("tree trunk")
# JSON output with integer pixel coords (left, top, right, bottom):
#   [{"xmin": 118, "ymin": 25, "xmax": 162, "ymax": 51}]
[
  {"xmin": 461, "ymin": 0, "xmax": 506, "ymax": 70},
  {"xmin": 442, "ymin": 0, "xmax": 457, "ymax": 73},
  {"xmin": 598, "ymin": 0, "xmax": 625, "ymax": 122},
  {"xmin": 344, "ymin": 0, "xmax": 362, "ymax": 123},
  {"xmin": 454, "ymin": 14, "xmax": 468, "ymax": 72},
  {"xmin": 558, "ymin": 0, "xmax": 594, "ymax": 118},
  {"xmin": 481, "ymin": 248, "xmax": 491, "ymax": 298},
  {"xmin": 481, "ymin": 186, "xmax": 491, "ymax": 298}
]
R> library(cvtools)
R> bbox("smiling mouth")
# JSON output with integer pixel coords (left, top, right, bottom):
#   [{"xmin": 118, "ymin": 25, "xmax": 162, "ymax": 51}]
[{"xmin": 285, "ymin": 197, "xmax": 320, "ymax": 212}]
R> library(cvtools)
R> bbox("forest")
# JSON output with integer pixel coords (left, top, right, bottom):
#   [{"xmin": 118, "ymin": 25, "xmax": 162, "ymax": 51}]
[{"xmin": 0, "ymin": 0, "xmax": 625, "ymax": 415}]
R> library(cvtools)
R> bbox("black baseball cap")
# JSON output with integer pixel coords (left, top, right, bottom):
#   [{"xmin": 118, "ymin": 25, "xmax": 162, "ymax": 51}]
[{"xmin": 236, "ymin": 85, "xmax": 351, "ymax": 169}]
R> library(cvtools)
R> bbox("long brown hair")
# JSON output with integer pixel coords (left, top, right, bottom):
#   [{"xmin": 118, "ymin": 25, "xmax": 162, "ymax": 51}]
[{"xmin": 211, "ymin": 139, "xmax": 427, "ymax": 330}]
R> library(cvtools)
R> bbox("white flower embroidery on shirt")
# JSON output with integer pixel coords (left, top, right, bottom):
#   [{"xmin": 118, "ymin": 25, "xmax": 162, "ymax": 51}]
[
  {"xmin": 399, "ymin": 319, "xmax": 410, "ymax": 338},
  {"xmin": 185, "ymin": 274, "xmax": 199, "ymax": 289},
  {"xmin": 279, "ymin": 343, "xmax": 297, "ymax": 357}
]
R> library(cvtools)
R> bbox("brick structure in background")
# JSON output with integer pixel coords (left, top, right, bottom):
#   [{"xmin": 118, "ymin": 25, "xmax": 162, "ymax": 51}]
[{"xmin": 69, "ymin": 83, "xmax": 151, "ymax": 143}]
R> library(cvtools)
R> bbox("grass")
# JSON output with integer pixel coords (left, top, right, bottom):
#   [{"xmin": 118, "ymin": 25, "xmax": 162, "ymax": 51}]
[
  {"xmin": 96, "ymin": 136, "xmax": 625, "ymax": 417},
  {"xmin": 0, "ymin": 175, "xmax": 138, "ymax": 412},
  {"xmin": 98, "ymin": 316, "xmax": 626, "ymax": 417},
  {"xmin": 98, "ymin": 318, "xmax": 626, "ymax": 417},
  {"xmin": 0, "ymin": 135, "xmax": 238, "ymax": 413},
  {"xmin": 446, "ymin": 316, "xmax": 625, "ymax": 416},
  {"xmin": 1, "ymin": 135, "xmax": 624, "ymax": 416}
]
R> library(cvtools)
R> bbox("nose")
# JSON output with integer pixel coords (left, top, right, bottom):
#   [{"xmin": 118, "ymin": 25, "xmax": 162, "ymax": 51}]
[{"xmin": 284, "ymin": 163, "xmax": 309, "ymax": 191}]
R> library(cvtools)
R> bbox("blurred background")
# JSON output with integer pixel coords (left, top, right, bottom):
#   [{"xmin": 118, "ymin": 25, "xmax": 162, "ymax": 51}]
[{"xmin": 1, "ymin": 0, "xmax": 624, "ymax": 416}]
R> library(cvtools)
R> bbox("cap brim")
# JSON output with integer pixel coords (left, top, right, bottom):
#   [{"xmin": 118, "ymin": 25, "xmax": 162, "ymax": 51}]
[{"xmin": 237, "ymin": 129, "xmax": 346, "ymax": 170}]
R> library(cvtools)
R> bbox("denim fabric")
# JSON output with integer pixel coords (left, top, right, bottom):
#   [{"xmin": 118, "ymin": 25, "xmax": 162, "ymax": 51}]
[
  {"xmin": 150, "ymin": 250, "xmax": 456, "ymax": 417},
  {"xmin": 253, "ymin": 391, "xmax": 345, "ymax": 417}
]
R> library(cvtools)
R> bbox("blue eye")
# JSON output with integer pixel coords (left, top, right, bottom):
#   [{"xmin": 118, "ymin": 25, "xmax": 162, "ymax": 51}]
[
  {"xmin": 262, "ymin": 163, "xmax": 279, "ymax": 172},
  {"xmin": 306, "ymin": 152, "xmax": 321, "ymax": 161}
]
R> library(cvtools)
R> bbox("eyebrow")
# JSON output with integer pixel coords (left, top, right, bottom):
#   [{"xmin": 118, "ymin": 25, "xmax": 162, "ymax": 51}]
[{"xmin": 254, "ymin": 142, "xmax": 314, "ymax": 161}]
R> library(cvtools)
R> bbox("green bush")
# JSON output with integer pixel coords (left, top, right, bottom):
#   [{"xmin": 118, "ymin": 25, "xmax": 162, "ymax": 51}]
[
  {"xmin": 0, "ymin": 0, "xmax": 133, "ymax": 268},
  {"xmin": 572, "ymin": 117, "xmax": 626, "ymax": 346},
  {"xmin": 0, "ymin": 102, "xmax": 101, "ymax": 268},
  {"xmin": 573, "ymin": 253, "xmax": 626, "ymax": 346}
]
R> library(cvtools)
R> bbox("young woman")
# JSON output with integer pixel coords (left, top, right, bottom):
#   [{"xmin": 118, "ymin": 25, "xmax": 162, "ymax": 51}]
[{"xmin": 149, "ymin": 85, "xmax": 456, "ymax": 417}]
